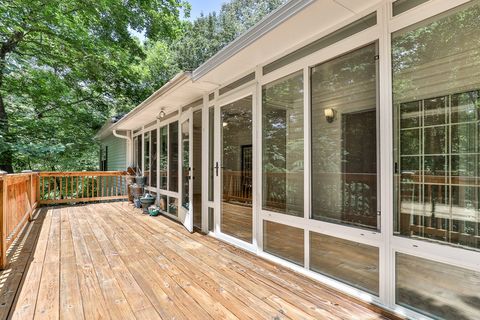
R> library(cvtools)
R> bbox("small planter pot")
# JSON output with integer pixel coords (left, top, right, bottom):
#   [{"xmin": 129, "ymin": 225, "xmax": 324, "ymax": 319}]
[
  {"xmin": 148, "ymin": 208, "xmax": 160, "ymax": 216},
  {"xmin": 140, "ymin": 193, "xmax": 155, "ymax": 213}
]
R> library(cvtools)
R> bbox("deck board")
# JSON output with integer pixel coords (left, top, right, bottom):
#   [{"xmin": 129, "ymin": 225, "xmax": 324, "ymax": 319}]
[{"xmin": 2, "ymin": 202, "xmax": 394, "ymax": 320}]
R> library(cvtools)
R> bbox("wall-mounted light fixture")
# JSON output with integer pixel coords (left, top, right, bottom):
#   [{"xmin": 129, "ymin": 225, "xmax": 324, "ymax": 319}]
[
  {"xmin": 222, "ymin": 122, "xmax": 228, "ymax": 127},
  {"xmin": 157, "ymin": 108, "xmax": 166, "ymax": 119},
  {"xmin": 324, "ymin": 108, "xmax": 336, "ymax": 123}
]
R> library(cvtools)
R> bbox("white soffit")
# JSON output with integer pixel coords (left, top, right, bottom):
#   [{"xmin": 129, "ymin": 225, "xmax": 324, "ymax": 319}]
[
  {"xmin": 106, "ymin": 0, "xmax": 382, "ymax": 133},
  {"xmin": 194, "ymin": 0, "xmax": 381, "ymax": 85},
  {"xmin": 115, "ymin": 76, "xmax": 215, "ymax": 130}
]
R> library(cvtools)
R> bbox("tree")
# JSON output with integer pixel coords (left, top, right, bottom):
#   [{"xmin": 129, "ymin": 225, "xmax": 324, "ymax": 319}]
[
  {"xmin": 174, "ymin": 0, "xmax": 287, "ymax": 71},
  {"xmin": 0, "ymin": 0, "xmax": 187, "ymax": 172}
]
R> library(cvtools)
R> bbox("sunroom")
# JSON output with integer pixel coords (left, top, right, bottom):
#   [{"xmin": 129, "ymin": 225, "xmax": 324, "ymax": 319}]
[{"xmin": 98, "ymin": 0, "xmax": 480, "ymax": 319}]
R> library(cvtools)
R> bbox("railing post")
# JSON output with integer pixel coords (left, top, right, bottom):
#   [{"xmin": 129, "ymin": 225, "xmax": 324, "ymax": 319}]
[
  {"xmin": 36, "ymin": 173, "xmax": 40, "ymax": 205},
  {"xmin": 22, "ymin": 170, "xmax": 34, "ymax": 222},
  {"xmin": 0, "ymin": 171, "xmax": 8, "ymax": 269}
]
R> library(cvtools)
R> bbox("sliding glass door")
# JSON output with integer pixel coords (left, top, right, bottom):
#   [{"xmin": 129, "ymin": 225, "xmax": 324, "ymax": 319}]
[
  {"xmin": 220, "ymin": 96, "xmax": 253, "ymax": 243},
  {"xmin": 179, "ymin": 110, "xmax": 193, "ymax": 232}
]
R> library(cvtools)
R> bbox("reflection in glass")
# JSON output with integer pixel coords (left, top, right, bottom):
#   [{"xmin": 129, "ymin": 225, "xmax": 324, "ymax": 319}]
[
  {"xmin": 168, "ymin": 197, "xmax": 178, "ymax": 216},
  {"xmin": 311, "ymin": 43, "xmax": 378, "ymax": 229},
  {"xmin": 393, "ymin": 1, "xmax": 480, "ymax": 251},
  {"xmin": 193, "ymin": 110, "xmax": 202, "ymax": 229},
  {"xmin": 159, "ymin": 194, "xmax": 168, "ymax": 212},
  {"xmin": 263, "ymin": 221, "xmax": 304, "ymax": 266},
  {"xmin": 396, "ymin": 253, "xmax": 480, "ymax": 320},
  {"xmin": 159, "ymin": 126, "xmax": 168, "ymax": 189},
  {"xmin": 208, "ymin": 207, "xmax": 214, "ymax": 232},
  {"xmin": 181, "ymin": 119, "xmax": 190, "ymax": 209},
  {"xmin": 208, "ymin": 107, "xmax": 215, "ymax": 202},
  {"xmin": 262, "ymin": 71, "xmax": 304, "ymax": 216},
  {"xmin": 134, "ymin": 135, "xmax": 142, "ymax": 173},
  {"xmin": 221, "ymin": 96, "xmax": 253, "ymax": 243},
  {"xmin": 144, "ymin": 132, "xmax": 150, "ymax": 186},
  {"xmin": 310, "ymin": 232, "xmax": 379, "ymax": 295},
  {"xmin": 169, "ymin": 121, "xmax": 179, "ymax": 192},
  {"xmin": 151, "ymin": 129, "xmax": 157, "ymax": 187}
]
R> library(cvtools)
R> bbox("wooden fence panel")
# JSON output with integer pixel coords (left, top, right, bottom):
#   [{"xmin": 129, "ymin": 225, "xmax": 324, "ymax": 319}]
[{"xmin": 0, "ymin": 172, "xmax": 39, "ymax": 268}]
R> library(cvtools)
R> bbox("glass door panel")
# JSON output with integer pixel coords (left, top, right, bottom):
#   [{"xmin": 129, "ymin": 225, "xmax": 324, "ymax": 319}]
[
  {"xmin": 179, "ymin": 111, "xmax": 193, "ymax": 232},
  {"xmin": 193, "ymin": 110, "xmax": 202, "ymax": 229},
  {"xmin": 221, "ymin": 96, "xmax": 253, "ymax": 243},
  {"xmin": 181, "ymin": 119, "xmax": 190, "ymax": 209}
]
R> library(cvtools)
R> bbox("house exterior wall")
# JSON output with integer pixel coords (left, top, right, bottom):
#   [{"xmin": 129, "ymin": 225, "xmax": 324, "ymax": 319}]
[
  {"xmin": 100, "ymin": 134, "xmax": 127, "ymax": 171},
  {"xmin": 113, "ymin": 1, "xmax": 480, "ymax": 320}
]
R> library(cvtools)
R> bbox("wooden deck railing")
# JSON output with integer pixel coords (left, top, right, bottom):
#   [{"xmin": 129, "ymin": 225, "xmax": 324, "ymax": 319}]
[
  {"xmin": 0, "ymin": 170, "xmax": 128, "ymax": 268},
  {"xmin": 38, "ymin": 171, "xmax": 128, "ymax": 204},
  {"xmin": 0, "ymin": 172, "xmax": 38, "ymax": 268}
]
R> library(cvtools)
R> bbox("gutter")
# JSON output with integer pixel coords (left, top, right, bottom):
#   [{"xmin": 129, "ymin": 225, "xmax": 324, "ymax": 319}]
[
  {"xmin": 112, "ymin": 130, "xmax": 131, "ymax": 143},
  {"xmin": 192, "ymin": 0, "xmax": 315, "ymax": 81},
  {"xmin": 113, "ymin": 130, "xmax": 133, "ymax": 165}
]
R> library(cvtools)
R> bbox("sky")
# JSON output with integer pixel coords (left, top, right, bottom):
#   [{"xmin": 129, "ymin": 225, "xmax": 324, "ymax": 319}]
[
  {"xmin": 129, "ymin": 0, "xmax": 225, "ymax": 42},
  {"xmin": 187, "ymin": 0, "xmax": 225, "ymax": 20}
]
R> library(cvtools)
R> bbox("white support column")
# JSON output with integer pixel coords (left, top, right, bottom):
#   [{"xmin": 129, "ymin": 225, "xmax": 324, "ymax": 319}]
[
  {"xmin": 378, "ymin": 2, "xmax": 395, "ymax": 308},
  {"xmin": 213, "ymin": 89, "xmax": 221, "ymax": 235},
  {"xmin": 201, "ymin": 94, "xmax": 210, "ymax": 233},
  {"xmin": 303, "ymin": 66, "xmax": 311, "ymax": 269},
  {"xmin": 253, "ymin": 65, "xmax": 263, "ymax": 253}
]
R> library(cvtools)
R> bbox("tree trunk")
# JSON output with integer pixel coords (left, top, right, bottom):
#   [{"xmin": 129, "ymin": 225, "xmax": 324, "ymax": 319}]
[{"xmin": 0, "ymin": 91, "xmax": 14, "ymax": 173}]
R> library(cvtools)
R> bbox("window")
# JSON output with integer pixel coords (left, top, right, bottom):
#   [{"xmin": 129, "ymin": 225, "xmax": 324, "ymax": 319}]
[
  {"xmin": 262, "ymin": 71, "xmax": 304, "ymax": 216},
  {"xmin": 159, "ymin": 126, "xmax": 168, "ymax": 189},
  {"xmin": 310, "ymin": 232, "xmax": 379, "ymax": 295},
  {"xmin": 208, "ymin": 107, "xmax": 214, "ymax": 202},
  {"xmin": 151, "ymin": 129, "xmax": 157, "ymax": 187},
  {"xmin": 393, "ymin": 1, "xmax": 480, "ymax": 250},
  {"xmin": 144, "ymin": 132, "xmax": 150, "ymax": 186},
  {"xmin": 133, "ymin": 135, "xmax": 142, "ymax": 173},
  {"xmin": 100, "ymin": 146, "xmax": 108, "ymax": 171},
  {"xmin": 311, "ymin": 43, "xmax": 379, "ymax": 230},
  {"xmin": 169, "ymin": 121, "xmax": 179, "ymax": 192},
  {"xmin": 263, "ymin": 221, "xmax": 304, "ymax": 266},
  {"xmin": 396, "ymin": 253, "xmax": 480, "ymax": 320},
  {"xmin": 181, "ymin": 119, "xmax": 190, "ymax": 209}
]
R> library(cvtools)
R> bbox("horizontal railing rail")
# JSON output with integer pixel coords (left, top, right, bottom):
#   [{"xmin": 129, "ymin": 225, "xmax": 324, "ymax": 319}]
[{"xmin": 38, "ymin": 171, "xmax": 128, "ymax": 205}]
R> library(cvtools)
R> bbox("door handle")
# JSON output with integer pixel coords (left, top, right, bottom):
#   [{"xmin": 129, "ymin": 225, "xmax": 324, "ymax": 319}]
[{"xmin": 215, "ymin": 162, "xmax": 219, "ymax": 176}]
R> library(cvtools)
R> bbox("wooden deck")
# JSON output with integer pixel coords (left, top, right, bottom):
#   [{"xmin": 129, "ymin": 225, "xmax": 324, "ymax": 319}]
[{"xmin": 0, "ymin": 202, "xmax": 394, "ymax": 320}]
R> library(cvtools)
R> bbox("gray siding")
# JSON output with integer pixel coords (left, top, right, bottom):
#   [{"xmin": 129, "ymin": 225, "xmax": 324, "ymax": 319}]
[{"xmin": 100, "ymin": 134, "xmax": 127, "ymax": 171}]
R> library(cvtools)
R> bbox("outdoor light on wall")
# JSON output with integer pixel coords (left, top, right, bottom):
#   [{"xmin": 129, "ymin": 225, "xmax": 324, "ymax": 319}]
[
  {"xmin": 324, "ymin": 108, "xmax": 336, "ymax": 123},
  {"xmin": 157, "ymin": 109, "xmax": 166, "ymax": 119},
  {"xmin": 222, "ymin": 122, "xmax": 228, "ymax": 127}
]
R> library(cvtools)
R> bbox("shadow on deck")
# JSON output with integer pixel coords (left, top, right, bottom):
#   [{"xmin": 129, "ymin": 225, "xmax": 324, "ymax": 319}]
[{"xmin": 0, "ymin": 201, "xmax": 396, "ymax": 320}]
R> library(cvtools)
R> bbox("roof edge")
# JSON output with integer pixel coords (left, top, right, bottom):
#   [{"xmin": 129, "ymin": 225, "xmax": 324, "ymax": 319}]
[
  {"xmin": 108, "ymin": 71, "xmax": 192, "ymax": 132},
  {"xmin": 192, "ymin": 0, "xmax": 315, "ymax": 81}
]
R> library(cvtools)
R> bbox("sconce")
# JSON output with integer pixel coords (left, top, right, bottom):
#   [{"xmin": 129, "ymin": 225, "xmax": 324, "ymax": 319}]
[
  {"xmin": 324, "ymin": 108, "xmax": 336, "ymax": 123},
  {"xmin": 157, "ymin": 108, "xmax": 166, "ymax": 119}
]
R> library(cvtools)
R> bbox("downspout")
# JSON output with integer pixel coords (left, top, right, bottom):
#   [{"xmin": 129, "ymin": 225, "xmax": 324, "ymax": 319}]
[{"xmin": 113, "ymin": 130, "xmax": 133, "ymax": 166}]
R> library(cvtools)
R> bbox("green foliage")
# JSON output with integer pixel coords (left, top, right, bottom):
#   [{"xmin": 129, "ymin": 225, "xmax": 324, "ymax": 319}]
[
  {"xmin": 0, "ymin": 0, "xmax": 284, "ymax": 172},
  {"xmin": 139, "ymin": 0, "xmax": 287, "ymax": 90},
  {"xmin": 0, "ymin": 0, "xmax": 187, "ymax": 172}
]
